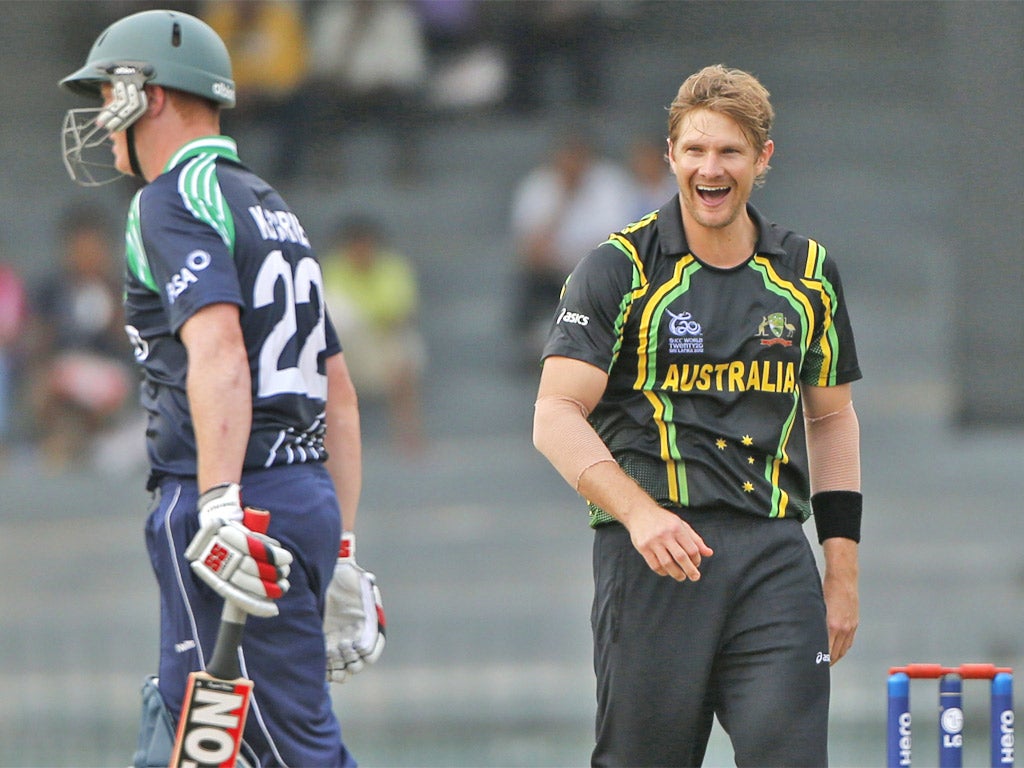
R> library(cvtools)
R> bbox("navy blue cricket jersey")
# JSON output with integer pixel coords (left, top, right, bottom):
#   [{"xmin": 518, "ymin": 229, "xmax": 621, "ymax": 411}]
[{"xmin": 122, "ymin": 135, "xmax": 341, "ymax": 480}]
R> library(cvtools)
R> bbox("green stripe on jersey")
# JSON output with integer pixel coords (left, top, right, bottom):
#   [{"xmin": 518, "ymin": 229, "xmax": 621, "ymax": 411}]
[
  {"xmin": 125, "ymin": 191, "xmax": 157, "ymax": 292},
  {"xmin": 810, "ymin": 241, "xmax": 843, "ymax": 385},
  {"xmin": 797, "ymin": 241, "xmax": 843, "ymax": 386},
  {"xmin": 748, "ymin": 256, "xmax": 814, "ymax": 517},
  {"xmin": 636, "ymin": 256, "xmax": 700, "ymax": 506},
  {"xmin": 178, "ymin": 153, "xmax": 236, "ymax": 252},
  {"xmin": 606, "ymin": 233, "xmax": 650, "ymax": 371}
]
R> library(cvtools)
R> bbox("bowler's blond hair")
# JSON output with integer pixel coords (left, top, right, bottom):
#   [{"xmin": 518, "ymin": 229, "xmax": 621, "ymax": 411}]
[{"xmin": 668, "ymin": 65, "xmax": 774, "ymax": 182}]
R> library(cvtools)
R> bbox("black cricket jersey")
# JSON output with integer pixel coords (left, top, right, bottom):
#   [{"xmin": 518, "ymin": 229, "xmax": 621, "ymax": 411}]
[
  {"xmin": 122, "ymin": 136, "xmax": 341, "ymax": 480},
  {"xmin": 542, "ymin": 196, "xmax": 861, "ymax": 526}
]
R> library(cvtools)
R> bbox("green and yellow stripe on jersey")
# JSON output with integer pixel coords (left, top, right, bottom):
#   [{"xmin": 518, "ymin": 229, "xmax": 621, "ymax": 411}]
[{"xmin": 633, "ymin": 255, "xmax": 701, "ymax": 505}]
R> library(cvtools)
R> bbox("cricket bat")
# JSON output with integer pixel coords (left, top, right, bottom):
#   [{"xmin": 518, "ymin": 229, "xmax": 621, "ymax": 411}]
[
  {"xmin": 169, "ymin": 508, "xmax": 270, "ymax": 768},
  {"xmin": 169, "ymin": 602, "xmax": 252, "ymax": 768}
]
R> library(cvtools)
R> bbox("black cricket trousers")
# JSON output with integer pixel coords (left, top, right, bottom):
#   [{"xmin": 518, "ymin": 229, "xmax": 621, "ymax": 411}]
[{"xmin": 591, "ymin": 509, "xmax": 830, "ymax": 767}]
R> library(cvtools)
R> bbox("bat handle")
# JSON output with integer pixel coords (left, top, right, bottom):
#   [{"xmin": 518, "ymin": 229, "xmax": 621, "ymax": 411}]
[
  {"xmin": 206, "ymin": 602, "xmax": 248, "ymax": 680},
  {"xmin": 204, "ymin": 507, "xmax": 268, "ymax": 679}
]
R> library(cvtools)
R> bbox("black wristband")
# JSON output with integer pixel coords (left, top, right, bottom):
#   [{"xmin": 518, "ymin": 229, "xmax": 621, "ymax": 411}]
[{"xmin": 811, "ymin": 490, "xmax": 862, "ymax": 543}]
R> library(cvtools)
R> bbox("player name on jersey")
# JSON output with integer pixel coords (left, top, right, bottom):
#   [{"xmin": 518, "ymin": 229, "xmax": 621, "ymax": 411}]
[{"xmin": 247, "ymin": 205, "xmax": 310, "ymax": 247}]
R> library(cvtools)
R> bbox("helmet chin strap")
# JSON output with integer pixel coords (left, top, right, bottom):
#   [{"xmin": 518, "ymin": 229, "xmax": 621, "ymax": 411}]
[{"xmin": 126, "ymin": 124, "xmax": 146, "ymax": 182}]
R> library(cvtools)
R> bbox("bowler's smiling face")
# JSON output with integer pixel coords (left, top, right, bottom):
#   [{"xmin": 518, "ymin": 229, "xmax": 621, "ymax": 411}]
[{"xmin": 668, "ymin": 108, "xmax": 773, "ymax": 233}]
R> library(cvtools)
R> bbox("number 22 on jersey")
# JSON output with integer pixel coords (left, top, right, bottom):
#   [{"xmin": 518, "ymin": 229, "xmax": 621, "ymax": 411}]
[{"xmin": 253, "ymin": 249, "xmax": 328, "ymax": 401}]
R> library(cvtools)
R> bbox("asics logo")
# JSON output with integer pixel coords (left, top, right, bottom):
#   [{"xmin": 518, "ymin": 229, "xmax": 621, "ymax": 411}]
[{"xmin": 557, "ymin": 308, "xmax": 590, "ymax": 327}]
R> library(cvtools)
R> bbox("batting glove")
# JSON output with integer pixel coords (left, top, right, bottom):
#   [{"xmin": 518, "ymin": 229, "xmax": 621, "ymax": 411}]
[
  {"xmin": 324, "ymin": 532, "xmax": 386, "ymax": 683},
  {"xmin": 196, "ymin": 482, "xmax": 245, "ymax": 527},
  {"xmin": 185, "ymin": 485, "xmax": 293, "ymax": 618}
]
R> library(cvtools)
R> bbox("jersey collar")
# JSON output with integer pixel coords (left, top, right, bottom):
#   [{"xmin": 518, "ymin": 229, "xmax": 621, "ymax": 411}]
[
  {"xmin": 163, "ymin": 135, "xmax": 241, "ymax": 174},
  {"xmin": 746, "ymin": 204, "xmax": 789, "ymax": 257},
  {"xmin": 655, "ymin": 194, "xmax": 687, "ymax": 255},
  {"xmin": 657, "ymin": 195, "xmax": 789, "ymax": 259}
]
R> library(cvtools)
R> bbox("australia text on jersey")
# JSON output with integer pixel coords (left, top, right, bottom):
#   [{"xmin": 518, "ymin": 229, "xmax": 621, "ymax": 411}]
[{"xmin": 660, "ymin": 360, "xmax": 797, "ymax": 394}]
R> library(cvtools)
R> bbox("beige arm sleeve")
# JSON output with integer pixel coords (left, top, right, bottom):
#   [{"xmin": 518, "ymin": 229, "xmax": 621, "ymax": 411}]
[
  {"xmin": 533, "ymin": 394, "xmax": 616, "ymax": 492},
  {"xmin": 805, "ymin": 400, "xmax": 861, "ymax": 494}
]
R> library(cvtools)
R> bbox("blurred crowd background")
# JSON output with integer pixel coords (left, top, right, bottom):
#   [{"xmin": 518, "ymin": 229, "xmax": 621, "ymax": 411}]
[{"xmin": 0, "ymin": 1, "xmax": 1021, "ymax": 766}]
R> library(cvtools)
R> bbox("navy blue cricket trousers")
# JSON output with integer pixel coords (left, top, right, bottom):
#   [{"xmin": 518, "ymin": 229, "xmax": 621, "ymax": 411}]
[{"xmin": 145, "ymin": 463, "xmax": 355, "ymax": 768}]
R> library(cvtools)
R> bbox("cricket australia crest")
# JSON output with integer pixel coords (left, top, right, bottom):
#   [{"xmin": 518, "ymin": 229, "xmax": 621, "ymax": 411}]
[{"xmin": 757, "ymin": 312, "xmax": 796, "ymax": 347}]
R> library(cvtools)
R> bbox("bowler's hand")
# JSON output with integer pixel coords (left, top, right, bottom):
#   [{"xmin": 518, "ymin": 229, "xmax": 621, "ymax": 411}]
[
  {"xmin": 822, "ymin": 537, "xmax": 859, "ymax": 664},
  {"xmin": 626, "ymin": 507, "xmax": 713, "ymax": 581}
]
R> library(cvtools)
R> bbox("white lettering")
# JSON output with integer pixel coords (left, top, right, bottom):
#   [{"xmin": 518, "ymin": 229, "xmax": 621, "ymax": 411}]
[
  {"xmin": 557, "ymin": 308, "xmax": 590, "ymax": 327},
  {"xmin": 273, "ymin": 211, "xmax": 293, "ymax": 242},
  {"xmin": 1000, "ymin": 709, "xmax": 1014, "ymax": 763},
  {"xmin": 178, "ymin": 688, "xmax": 244, "ymax": 767},
  {"xmin": 186, "ymin": 250, "xmax": 212, "ymax": 271},
  {"xmin": 188, "ymin": 689, "xmax": 244, "ymax": 729},
  {"xmin": 211, "ymin": 81, "xmax": 235, "ymax": 101},
  {"xmin": 290, "ymin": 212, "xmax": 310, "ymax": 246},
  {"xmin": 898, "ymin": 711, "xmax": 912, "ymax": 765},
  {"xmin": 164, "ymin": 252, "xmax": 211, "ymax": 304},
  {"xmin": 247, "ymin": 206, "xmax": 310, "ymax": 246},
  {"xmin": 249, "ymin": 205, "xmax": 276, "ymax": 240},
  {"xmin": 165, "ymin": 269, "xmax": 198, "ymax": 304},
  {"xmin": 182, "ymin": 725, "xmax": 235, "ymax": 764}
]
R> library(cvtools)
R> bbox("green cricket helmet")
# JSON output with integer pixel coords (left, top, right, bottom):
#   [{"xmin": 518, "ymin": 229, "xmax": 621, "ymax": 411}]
[{"xmin": 60, "ymin": 9, "xmax": 235, "ymax": 186}]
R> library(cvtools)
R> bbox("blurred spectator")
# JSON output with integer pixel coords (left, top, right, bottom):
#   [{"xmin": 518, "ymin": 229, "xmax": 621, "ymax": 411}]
[
  {"xmin": 304, "ymin": 0, "xmax": 428, "ymax": 181},
  {"xmin": 27, "ymin": 204, "xmax": 134, "ymax": 470},
  {"xmin": 308, "ymin": 0, "xmax": 426, "ymax": 98},
  {"xmin": 415, "ymin": 0, "xmax": 509, "ymax": 110},
  {"xmin": 416, "ymin": 0, "xmax": 480, "ymax": 52},
  {"xmin": 509, "ymin": 132, "xmax": 633, "ymax": 367},
  {"xmin": 627, "ymin": 137, "xmax": 678, "ymax": 219},
  {"xmin": 321, "ymin": 214, "xmax": 427, "ymax": 456},
  {"xmin": 0, "ymin": 259, "xmax": 29, "ymax": 461},
  {"xmin": 496, "ymin": 0, "xmax": 607, "ymax": 115},
  {"xmin": 202, "ymin": 0, "xmax": 308, "ymax": 181}
]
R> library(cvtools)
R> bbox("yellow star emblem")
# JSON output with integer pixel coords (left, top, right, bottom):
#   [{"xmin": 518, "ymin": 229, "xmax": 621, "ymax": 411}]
[
  {"xmin": 716, "ymin": 438, "xmax": 727, "ymax": 450},
  {"xmin": 747, "ymin": 456, "xmax": 755, "ymax": 465},
  {"xmin": 741, "ymin": 435, "xmax": 754, "ymax": 446},
  {"xmin": 742, "ymin": 481, "xmax": 755, "ymax": 493}
]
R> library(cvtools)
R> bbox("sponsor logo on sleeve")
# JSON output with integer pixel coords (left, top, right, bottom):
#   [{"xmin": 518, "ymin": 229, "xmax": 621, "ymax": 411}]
[
  {"xmin": 165, "ymin": 249, "xmax": 212, "ymax": 305},
  {"xmin": 557, "ymin": 307, "xmax": 590, "ymax": 327}
]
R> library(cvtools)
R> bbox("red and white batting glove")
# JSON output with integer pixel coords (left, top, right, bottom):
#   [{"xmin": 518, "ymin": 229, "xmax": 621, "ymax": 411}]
[
  {"xmin": 185, "ymin": 484, "xmax": 293, "ymax": 618},
  {"xmin": 324, "ymin": 532, "xmax": 386, "ymax": 683},
  {"xmin": 195, "ymin": 482, "xmax": 245, "ymax": 527}
]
